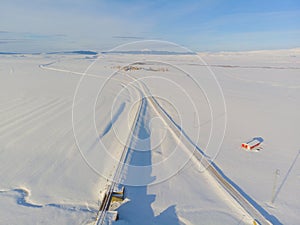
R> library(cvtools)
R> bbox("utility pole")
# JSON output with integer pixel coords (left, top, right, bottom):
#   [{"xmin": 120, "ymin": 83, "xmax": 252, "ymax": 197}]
[{"xmin": 271, "ymin": 169, "xmax": 280, "ymax": 204}]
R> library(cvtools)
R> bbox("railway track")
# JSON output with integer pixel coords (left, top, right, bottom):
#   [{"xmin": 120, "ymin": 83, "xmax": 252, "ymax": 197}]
[{"xmin": 94, "ymin": 90, "xmax": 144, "ymax": 225}]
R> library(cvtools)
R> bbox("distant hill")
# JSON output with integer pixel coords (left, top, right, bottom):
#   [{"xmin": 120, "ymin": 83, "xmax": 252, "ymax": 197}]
[
  {"xmin": 101, "ymin": 50, "xmax": 195, "ymax": 55},
  {"xmin": 46, "ymin": 50, "xmax": 98, "ymax": 55},
  {"xmin": 0, "ymin": 50, "xmax": 98, "ymax": 55}
]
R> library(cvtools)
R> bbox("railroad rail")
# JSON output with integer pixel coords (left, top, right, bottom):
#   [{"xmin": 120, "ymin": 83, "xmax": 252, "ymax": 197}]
[{"xmin": 94, "ymin": 92, "xmax": 144, "ymax": 225}]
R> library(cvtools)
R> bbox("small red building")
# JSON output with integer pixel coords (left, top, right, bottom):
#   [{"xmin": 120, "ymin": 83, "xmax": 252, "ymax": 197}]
[{"xmin": 241, "ymin": 138, "xmax": 262, "ymax": 150}]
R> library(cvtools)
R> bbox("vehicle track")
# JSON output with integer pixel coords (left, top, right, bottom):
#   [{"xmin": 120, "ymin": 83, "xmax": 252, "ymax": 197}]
[
  {"xmin": 0, "ymin": 98, "xmax": 63, "ymax": 132},
  {"xmin": 4, "ymin": 100, "xmax": 72, "ymax": 147},
  {"xmin": 0, "ymin": 99, "xmax": 70, "ymax": 137},
  {"xmin": 0, "ymin": 97, "xmax": 33, "ymax": 114}
]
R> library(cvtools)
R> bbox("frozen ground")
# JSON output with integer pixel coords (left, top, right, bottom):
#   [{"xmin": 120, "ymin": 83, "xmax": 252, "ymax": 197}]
[{"xmin": 0, "ymin": 48, "xmax": 299, "ymax": 224}]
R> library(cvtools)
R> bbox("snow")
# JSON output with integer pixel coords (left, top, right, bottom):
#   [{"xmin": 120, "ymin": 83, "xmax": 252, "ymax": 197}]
[{"xmin": 0, "ymin": 48, "xmax": 299, "ymax": 224}]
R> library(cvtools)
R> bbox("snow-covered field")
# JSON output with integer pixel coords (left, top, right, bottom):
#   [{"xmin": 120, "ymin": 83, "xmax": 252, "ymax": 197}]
[{"xmin": 0, "ymin": 48, "xmax": 299, "ymax": 225}]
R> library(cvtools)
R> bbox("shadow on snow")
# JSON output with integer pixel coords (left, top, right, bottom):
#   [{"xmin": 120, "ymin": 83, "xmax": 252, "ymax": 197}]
[{"xmin": 116, "ymin": 97, "xmax": 181, "ymax": 225}]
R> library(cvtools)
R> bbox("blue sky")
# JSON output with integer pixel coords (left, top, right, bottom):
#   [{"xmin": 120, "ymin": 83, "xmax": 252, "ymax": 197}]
[{"xmin": 0, "ymin": 0, "xmax": 299, "ymax": 52}]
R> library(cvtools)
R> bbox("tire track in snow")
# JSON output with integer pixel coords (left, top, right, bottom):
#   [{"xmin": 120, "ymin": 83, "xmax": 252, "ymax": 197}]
[
  {"xmin": 0, "ymin": 97, "xmax": 41, "ymax": 121},
  {"xmin": 0, "ymin": 97, "xmax": 31, "ymax": 113},
  {"xmin": 4, "ymin": 99, "xmax": 72, "ymax": 147},
  {"xmin": 0, "ymin": 99, "xmax": 70, "ymax": 137},
  {"xmin": 0, "ymin": 98, "xmax": 64, "ymax": 133},
  {"xmin": 0, "ymin": 97, "xmax": 22, "ymax": 108},
  {"xmin": 0, "ymin": 97, "xmax": 54, "ymax": 118},
  {"xmin": 0, "ymin": 97, "xmax": 60, "ymax": 128},
  {"xmin": 0, "ymin": 97, "xmax": 82, "ymax": 160},
  {"xmin": 20, "ymin": 100, "xmax": 88, "ymax": 158},
  {"xmin": 4, "ymin": 100, "xmax": 93, "ymax": 182}
]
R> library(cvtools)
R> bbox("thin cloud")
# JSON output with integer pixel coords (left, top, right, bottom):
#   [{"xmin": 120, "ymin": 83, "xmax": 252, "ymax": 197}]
[
  {"xmin": 112, "ymin": 36, "xmax": 145, "ymax": 40},
  {"xmin": 0, "ymin": 0, "xmax": 299, "ymax": 52}
]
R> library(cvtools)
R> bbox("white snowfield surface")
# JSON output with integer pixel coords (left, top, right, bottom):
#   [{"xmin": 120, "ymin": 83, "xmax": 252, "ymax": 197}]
[{"xmin": 0, "ymin": 49, "xmax": 299, "ymax": 225}]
